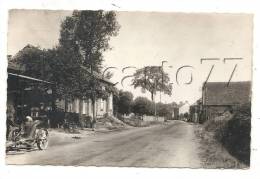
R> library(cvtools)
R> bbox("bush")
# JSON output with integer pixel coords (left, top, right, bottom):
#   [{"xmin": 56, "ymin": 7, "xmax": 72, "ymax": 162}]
[
  {"xmin": 132, "ymin": 97, "xmax": 153, "ymax": 116},
  {"xmin": 156, "ymin": 103, "xmax": 172, "ymax": 117},
  {"xmin": 221, "ymin": 104, "xmax": 251, "ymax": 165},
  {"xmin": 204, "ymin": 104, "xmax": 251, "ymax": 165}
]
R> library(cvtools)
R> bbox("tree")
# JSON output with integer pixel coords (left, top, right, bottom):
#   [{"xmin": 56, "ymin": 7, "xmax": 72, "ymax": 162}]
[
  {"xmin": 11, "ymin": 44, "xmax": 89, "ymax": 102},
  {"xmin": 132, "ymin": 66, "xmax": 172, "ymax": 101},
  {"xmin": 48, "ymin": 46, "xmax": 86, "ymax": 100},
  {"xmin": 11, "ymin": 44, "xmax": 53, "ymax": 80},
  {"xmin": 57, "ymin": 10, "xmax": 120, "ymax": 123},
  {"xmin": 178, "ymin": 101, "xmax": 185, "ymax": 107},
  {"xmin": 10, "ymin": 45, "xmax": 56, "ymax": 105},
  {"xmin": 132, "ymin": 97, "xmax": 153, "ymax": 117},
  {"xmin": 59, "ymin": 10, "xmax": 120, "ymax": 73},
  {"xmin": 117, "ymin": 90, "xmax": 133, "ymax": 115},
  {"xmin": 156, "ymin": 103, "xmax": 172, "ymax": 117},
  {"xmin": 132, "ymin": 66, "xmax": 172, "ymax": 116},
  {"xmin": 10, "ymin": 11, "xmax": 120, "ymax": 129}
]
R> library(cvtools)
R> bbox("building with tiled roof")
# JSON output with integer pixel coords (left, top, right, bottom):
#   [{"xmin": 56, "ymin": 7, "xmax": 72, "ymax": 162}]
[{"xmin": 201, "ymin": 81, "xmax": 251, "ymax": 122}]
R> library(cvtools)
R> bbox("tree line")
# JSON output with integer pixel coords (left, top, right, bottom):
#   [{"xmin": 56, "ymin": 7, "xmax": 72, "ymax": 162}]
[{"xmin": 113, "ymin": 90, "xmax": 177, "ymax": 119}]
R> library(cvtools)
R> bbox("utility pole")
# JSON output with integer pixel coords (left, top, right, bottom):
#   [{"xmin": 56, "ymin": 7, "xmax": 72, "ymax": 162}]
[
  {"xmin": 160, "ymin": 60, "xmax": 168, "ymax": 103},
  {"xmin": 154, "ymin": 80, "xmax": 157, "ymax": 117},
  {"xmin": 160, "ymin": 90, "xmax": 161, "ymax": 103}
]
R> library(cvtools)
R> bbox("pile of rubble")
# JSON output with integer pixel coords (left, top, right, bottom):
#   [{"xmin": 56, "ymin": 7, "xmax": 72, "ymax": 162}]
[{"xmin": 95, "ymin": 116, "xmax": 129, "ymax": 131}]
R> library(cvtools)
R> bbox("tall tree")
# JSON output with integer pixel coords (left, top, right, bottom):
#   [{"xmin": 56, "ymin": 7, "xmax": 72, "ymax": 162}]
[
  {"xmin": 49, "ymin": 46, "xmax": 84, "ymax": 100},
  {"xmin": 10, "ymin": 11, "xmax": 120, "ymax": 126},
  {"xmin": 132, "ymin": 66, "xmax": 172, "ymax": 101},
  {"xmin": 10, "ymin": 44, "xmax": 56, "ymax": 99},
  {"xmin": 58, "ymin": 10, "xmax": 120, "ymax": 125},
  {"xmin": 132, "ymin": 66, "xmax": 172, "ymax": 116},
  {"xmin": 11, "ymin": 45, "xmax": 52, "ymax": 80},
  {"xmin": 59, "ymin": 10, "xmax": 120, "ymax": 73}
]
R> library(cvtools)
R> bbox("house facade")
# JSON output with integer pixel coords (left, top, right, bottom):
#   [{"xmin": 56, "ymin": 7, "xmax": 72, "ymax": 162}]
[
  {"xmin": 55, "ymin": 68, "xmax": 115, "ymax": 119},
  {"xmin": 56, "ymin": 94, "xmax": 113, "ymax": 118},
  {"xmin": 7, "ymin": 59, "xmax": 114, "ymax": 127},
  {"xmin": 201, "ymin": 81, "xmax": 251, "ymax": 122}
]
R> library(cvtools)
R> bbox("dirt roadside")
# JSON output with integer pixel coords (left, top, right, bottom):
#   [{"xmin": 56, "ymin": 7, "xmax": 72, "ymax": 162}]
[{"xmin": 194, "ymin": 124, "xmax": 248, "ymax": 169}]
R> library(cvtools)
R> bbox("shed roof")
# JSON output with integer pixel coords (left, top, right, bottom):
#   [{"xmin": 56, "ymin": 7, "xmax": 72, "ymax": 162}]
[
  {"xmin": 203, "ymin": 81, "xmax": 251, "ymax": 105},
  {"xmin": 7, "ymin": 61, "xmax": 114, "ymax": 85},
  {"xmin": 8, "ymin": 72, "xmax": 53, "ymax": 84}
]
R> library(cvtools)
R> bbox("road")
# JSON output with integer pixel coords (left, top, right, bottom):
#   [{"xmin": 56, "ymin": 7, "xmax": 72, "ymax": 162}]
[{"xmin": 6, "ymin": 120, "xmax": 202, "ymax": 168}]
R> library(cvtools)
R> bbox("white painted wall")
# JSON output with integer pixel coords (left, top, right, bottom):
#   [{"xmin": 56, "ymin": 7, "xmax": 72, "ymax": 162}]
[{"xmin": 62, "ymin": 92, "xmax": 113, "ymax": 118}]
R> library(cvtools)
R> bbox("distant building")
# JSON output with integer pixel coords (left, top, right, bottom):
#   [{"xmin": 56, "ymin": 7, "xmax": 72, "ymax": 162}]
[
  {"xmin": 201, "ymin": 81, "xmax": 251, "ymax": 122},
  {"xmin": 178, "ymin": 101, "xmax": 190, "ymax": 121},
  {"xmin": 179, "ymin": 102, "xmax": 190, "ymax": 115},
  {"xmin": 172, "ymin": 107, "xmax": 179, "ymax": 120},
  {"xmin": 189, "ymin": 99, "xmax": 202, "ymax": 123}
]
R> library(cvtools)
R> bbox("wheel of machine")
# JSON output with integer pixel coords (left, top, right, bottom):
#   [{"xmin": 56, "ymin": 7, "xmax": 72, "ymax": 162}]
[
  {"xmin": 10, "ymin": 128, "xmax": 20, "ymax": 141},
  {"xmin": 36, "ymin": 129, "xmax": 49, "ymax": 150},
  {"xmin": 37, "ymin": 138, "xmax": 48, "ymax": 150}
]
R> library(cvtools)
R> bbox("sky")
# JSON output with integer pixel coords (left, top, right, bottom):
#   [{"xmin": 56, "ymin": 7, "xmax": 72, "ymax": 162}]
[{"xmin": 7, "ymin": 10, "xmax": 253, "ymax": 104}]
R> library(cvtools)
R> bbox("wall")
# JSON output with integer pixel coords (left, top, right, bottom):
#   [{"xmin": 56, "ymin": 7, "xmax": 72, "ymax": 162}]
[
  {"xmin": 60, "ymin": 92, "xmax": 113, "ymax": 118},
  {"xmin": 143, "ymin": 115, "xmax": 165, "ymax": 122}
]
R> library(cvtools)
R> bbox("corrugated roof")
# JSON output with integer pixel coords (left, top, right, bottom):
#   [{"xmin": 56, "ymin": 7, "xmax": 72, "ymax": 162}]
[{"xmin": 203, "ymin": 81, "xmax": 251, "ymax": 105}]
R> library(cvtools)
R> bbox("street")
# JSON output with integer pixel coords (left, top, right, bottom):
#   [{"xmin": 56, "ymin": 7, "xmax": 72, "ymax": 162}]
[{"xmin": 6, "ymin": 121, "xmax": 202, "ymax": 168}]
